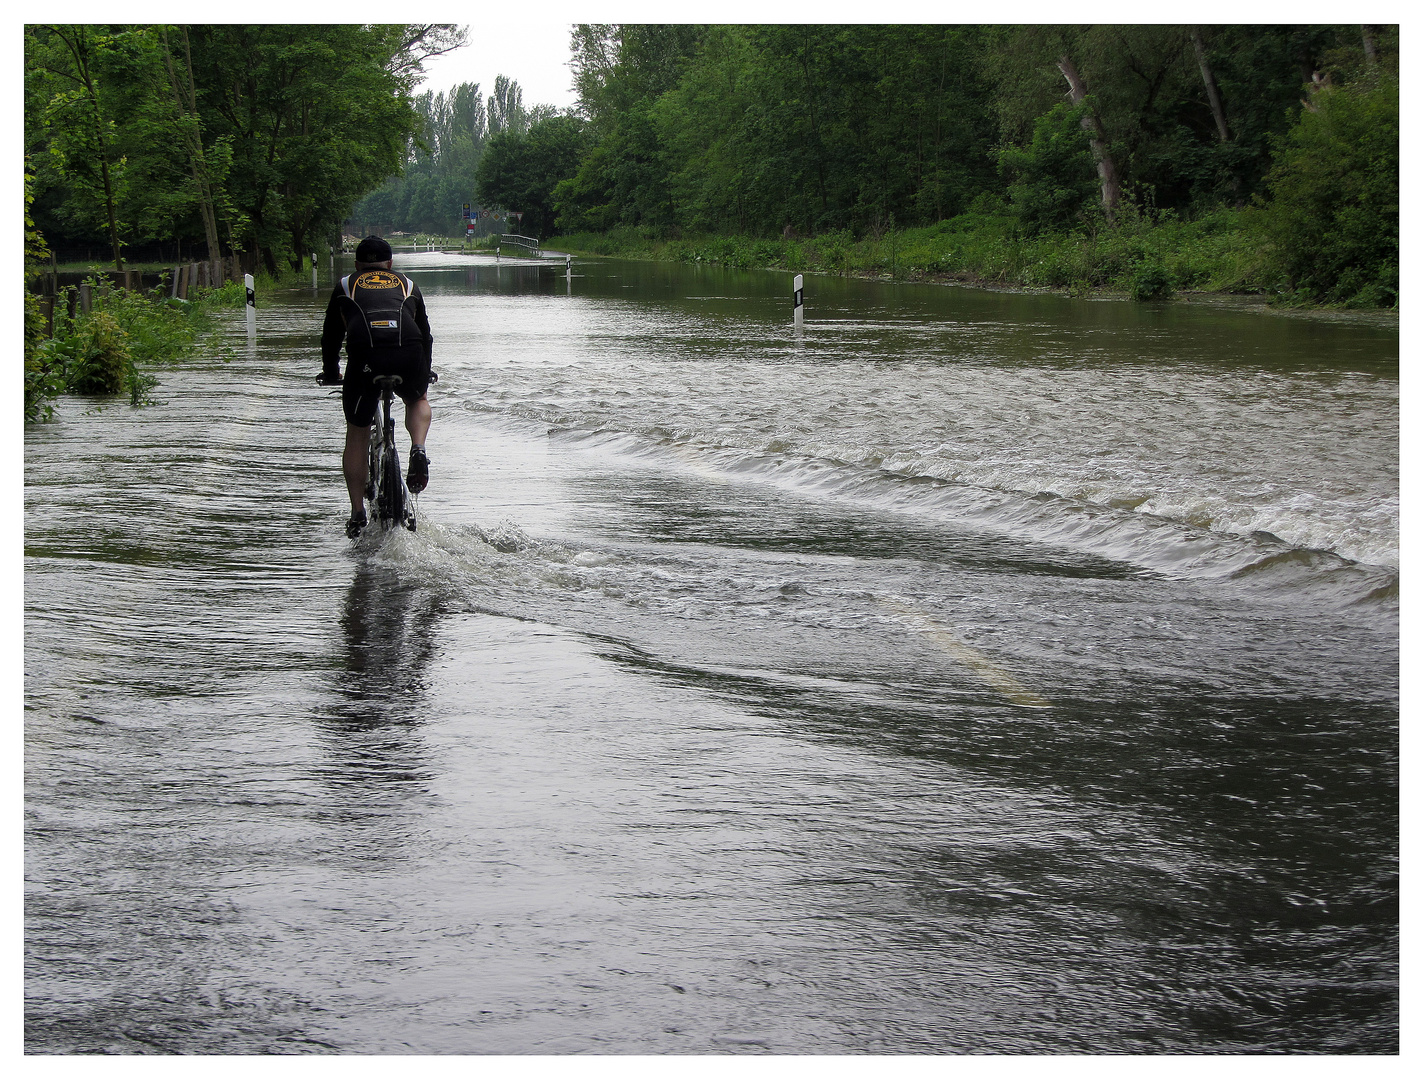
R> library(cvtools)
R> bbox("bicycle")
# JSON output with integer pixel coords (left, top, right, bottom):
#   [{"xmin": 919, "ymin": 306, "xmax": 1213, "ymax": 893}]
[{"xmin": 317, "ymin": 366, "xmax": 436, "ymax": 536}]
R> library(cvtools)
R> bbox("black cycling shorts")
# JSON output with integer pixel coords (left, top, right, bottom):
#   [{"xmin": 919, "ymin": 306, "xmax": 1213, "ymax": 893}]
[{"xmin": 341, "ymin": 346, "xmax": 431, "ymax": 427}]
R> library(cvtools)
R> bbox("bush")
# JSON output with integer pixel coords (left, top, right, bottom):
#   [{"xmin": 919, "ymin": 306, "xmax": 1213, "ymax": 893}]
[
  {"xmin": 195, "ymin": 279, "xmax": 247, "ymax": 307},
  {"xmin": 556, "ymin": 201, "xmax": 1288, "ymax": 302},
  {"xmin": 25, "ymin": 293, "xmax": 62, "ymax": 423},
  {"xmin": 1255, "ymin": 74, "xmax": 1398, "ymax": 307},
  {"xmin": 999, "ymin": 103, "xmax": 1101, "ymax": 237},
  {"xmin": 1129, "ymin": 262, "xmax": 1174, "ymax": 301},
  {"xmin": 54, "ymin": 311, "xmax": 132, "ymax": 395}
]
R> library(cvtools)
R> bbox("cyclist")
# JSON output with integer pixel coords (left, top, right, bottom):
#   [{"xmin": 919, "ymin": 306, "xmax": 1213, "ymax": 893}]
[{"xmin": 318, "ymin": 235, "xmax": 434, "ymax": 538}]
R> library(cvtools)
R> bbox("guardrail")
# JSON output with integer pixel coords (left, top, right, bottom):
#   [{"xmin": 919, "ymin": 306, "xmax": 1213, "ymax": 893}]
[{"xmin": 499, "ymin": 234, "xmax": 540, "ymax": 252}]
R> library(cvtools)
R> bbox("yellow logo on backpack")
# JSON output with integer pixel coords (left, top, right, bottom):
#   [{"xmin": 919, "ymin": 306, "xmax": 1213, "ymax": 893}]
[{"xmin": 355, "ymin": 270, "xmax": 402, "ymax": 290}]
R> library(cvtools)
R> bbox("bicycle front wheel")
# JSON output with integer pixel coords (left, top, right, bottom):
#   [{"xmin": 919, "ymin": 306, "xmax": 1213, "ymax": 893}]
[{"xmin": 365, "ymin": 427, "xmax": 378, "ymax": 502}]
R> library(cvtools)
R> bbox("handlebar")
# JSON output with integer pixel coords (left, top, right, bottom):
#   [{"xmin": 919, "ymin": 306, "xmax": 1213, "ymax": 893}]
[{"xmin": 315, "ymin": 369, "xmax": 437, "ymax": 386}]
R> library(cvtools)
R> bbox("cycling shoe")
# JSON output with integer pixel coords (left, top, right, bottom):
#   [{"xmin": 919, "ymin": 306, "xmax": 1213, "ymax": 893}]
[
  {"xmin": 407, "ymin": 448, "xmax": 429, "ymax": 494},
  {"xmin": 346, "ymin": 510, "xmax": 367, "ymax": 539}
]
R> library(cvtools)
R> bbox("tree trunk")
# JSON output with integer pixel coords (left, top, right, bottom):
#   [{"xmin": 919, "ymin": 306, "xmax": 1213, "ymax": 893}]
[
  {"xmin": 1056, "ymin": 54, "xmax": 1121, "ymax": 226},
  {"xmin": 1362, "ymin": 25, "xmax": 1378, "ymax": 67},
  {"xmin": 1191, "ymin": 28, "xmax": 1242, "ymax": 204},
  {"xmin": 1191, "ymin": 29, "xmax": 1230, "ymax": 142},
  {"xmin": 161, "ymin": 27, "xmax": 222, "ymax": 263}
]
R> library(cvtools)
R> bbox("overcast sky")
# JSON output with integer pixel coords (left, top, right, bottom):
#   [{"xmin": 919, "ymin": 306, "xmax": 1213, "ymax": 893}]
[{"xmin": 416, "ymin": 23, "xmax": 580, "ymax": 111}]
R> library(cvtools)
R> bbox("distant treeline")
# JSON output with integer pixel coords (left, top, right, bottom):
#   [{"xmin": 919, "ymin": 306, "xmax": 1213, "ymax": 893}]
[
  {"xmin": 347, "ymin": 76, "xmax": 555, "ymax": 237},
  {"xmin": 468, "ymin": 24, "xmax": 1396, "ymax": 307}
]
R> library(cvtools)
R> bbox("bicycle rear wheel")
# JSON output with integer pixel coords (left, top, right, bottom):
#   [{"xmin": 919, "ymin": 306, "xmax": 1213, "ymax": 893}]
[{"xmin": 377, "ymin": 443, "xmax": 406, "ymax": 526}]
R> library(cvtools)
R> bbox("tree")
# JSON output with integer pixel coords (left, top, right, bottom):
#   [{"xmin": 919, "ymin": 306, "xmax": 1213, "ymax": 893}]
[
  {"xmin": 476, "ymin": 115, "xmax": 588, "ymax": 238},
  {"xmin": 158, "ymin": 26, "xmax": 224, "ymax": 263},
  {"xmin": 181, "ymin": 24, "xmax": 442, "ymax": 271},
  {"xmin": 487, "ymin": 74, "xmax": 526, "ymax": 136},
  {"xmin": 558, "ymin": 24, "xmax": 705, "ymax": 234},
  {"xmin": 26, "ymin": 24, "xmax": 462, "ymax": 270},
  {"xmin": 27, "ymin": 26, "xmax": 132, "ymax": 270}
]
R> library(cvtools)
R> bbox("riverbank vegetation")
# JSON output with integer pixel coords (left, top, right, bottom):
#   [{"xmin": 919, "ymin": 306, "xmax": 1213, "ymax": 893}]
[
  {"xmin": 555, "ymin": 206, "xmax": 1269, "ymax": 300},
  {"xmin": 482, "ymin": 24, "xmax": 1396, "ymax": 310}
]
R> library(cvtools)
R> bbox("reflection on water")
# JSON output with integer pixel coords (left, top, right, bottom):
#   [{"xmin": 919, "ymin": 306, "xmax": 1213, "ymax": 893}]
[
  {"xmin": 25, "ymin": 256, "xmax": 1396, "ymax": 1053},
  {"xmin": 305, "ymin": 564, "xmax": 447, "ymax": 836}
]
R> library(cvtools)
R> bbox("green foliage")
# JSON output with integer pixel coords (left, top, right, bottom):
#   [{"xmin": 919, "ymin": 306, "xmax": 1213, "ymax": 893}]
[
  {"xmin": 1255, "ymin": 74, "xmax": 1398, "ymax": 307},
  {"xmin": 1129, "ymin": 262, "xmax": 1174, "ymax": 301},
  {"xmin": 58, "ymin": 310, "xmax": 132, "ymax": 394},
  {"xmin": 547, "ymin": 23, "xmax": 1394, "ymax": 309},
  {"xmin": 352, "ymin": 81, "xmax": 491, "ymax": 236},
  {"xmin": 475, "ymin": 116, "xmax": 588, "ymax": 238},
  {"xmin": 25, "ymin": 292, "xmax": 63, "ymax": 423},
  {"xmin": 999, "ymin": 103, "xmax": 1101, "ymax": 236},
  {"xmin": 195, "ymin": 278, "xmax": 247, "ymax": 307},
  {"xmin": 24, "ymin": 23, "xmax": 1398, "ymax": 317},
  {"xmin": 25, "ymin": 165, "xmax": 61, "ymax": 422},
  {"xmin": 27, "ymin": 24, "xmax": 462, "ymax": 273},
  {"xmin": 27, "ymin": 276, "xmax": 211, "ymax": 419},
  {"xmin": 554, "ymin": 205, "xmax": 1273, "ymax": 299},
  {"xmin": 559, "ymin": 25, "xmax": 1002, "ymax": 237}
]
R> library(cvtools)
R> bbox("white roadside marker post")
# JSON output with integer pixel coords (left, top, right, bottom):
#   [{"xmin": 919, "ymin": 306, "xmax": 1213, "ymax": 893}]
[
  {"xmin": 310, "ymin": 252, "xmax": 317, "ymax": 289},
  {"xmin": 245, "ymin": 273, "xmax": 256, "ymax": 337},
  {"xmin": 793, "ymin": 274, "xmax": 804, "ymax": 326}
]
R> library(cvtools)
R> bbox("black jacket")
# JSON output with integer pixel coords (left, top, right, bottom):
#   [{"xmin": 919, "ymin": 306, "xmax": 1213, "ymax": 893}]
[{"xmin": 321, "ymin": 269, "xmax": 433, "ymax": 375}]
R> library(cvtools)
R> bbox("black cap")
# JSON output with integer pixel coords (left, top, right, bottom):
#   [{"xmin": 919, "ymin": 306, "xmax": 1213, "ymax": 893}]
[{"xmin": 354, "ymin": 235, "xmax": 393, "ymax": 262}]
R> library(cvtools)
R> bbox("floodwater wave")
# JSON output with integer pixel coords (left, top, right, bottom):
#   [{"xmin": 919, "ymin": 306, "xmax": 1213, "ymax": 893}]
[{"xmin": 460, "ymin": 408, "xmax": 1399, "ymax": 613}]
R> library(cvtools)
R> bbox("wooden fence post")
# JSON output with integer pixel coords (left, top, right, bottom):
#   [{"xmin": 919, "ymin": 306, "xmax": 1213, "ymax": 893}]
[
  {"xmin": 40, "ymin": 295, "xmax": 55, "ymax": 339},
  {"xmin": 79, "ymin": 283, "xmax": 92, "ymax": 314}
]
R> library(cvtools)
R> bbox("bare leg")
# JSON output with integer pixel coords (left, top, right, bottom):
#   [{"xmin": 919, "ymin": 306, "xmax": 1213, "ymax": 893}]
[
  {"xmin": 343, "ymin": 423, "xmax": 371, "ymax": 516},
  {"xmin": 405, "ymin": 395, "xmax": 431, "ymax": 448}
]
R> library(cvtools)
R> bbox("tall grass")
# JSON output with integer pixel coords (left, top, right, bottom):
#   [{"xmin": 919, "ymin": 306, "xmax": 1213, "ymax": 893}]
[{"xmin": 553, "ymin": 209, "xmax": 1277, "ymax": 300}]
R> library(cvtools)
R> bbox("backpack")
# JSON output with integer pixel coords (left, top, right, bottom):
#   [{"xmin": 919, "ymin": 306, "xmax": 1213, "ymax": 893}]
[{"xmin": 340, "ymin": 270, "xmax": 419, "ymax": 348}]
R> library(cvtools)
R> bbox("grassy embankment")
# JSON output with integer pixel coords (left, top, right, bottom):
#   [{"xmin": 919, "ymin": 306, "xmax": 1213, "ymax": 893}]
[{"xmin": 551, "ymin": 208, "xmax": 1299, "ymax": 304}]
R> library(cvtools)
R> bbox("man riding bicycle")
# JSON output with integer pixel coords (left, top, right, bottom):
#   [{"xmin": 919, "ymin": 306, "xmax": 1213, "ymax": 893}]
[{"xmin": 318, "ymin": 235, "xmax": 434, "ymax": 538}]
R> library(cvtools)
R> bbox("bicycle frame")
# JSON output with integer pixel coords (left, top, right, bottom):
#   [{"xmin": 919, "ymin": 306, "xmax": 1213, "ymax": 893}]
[{"xmin": 366, "ymin": 374, "xmax": 416, "ymax": 532}]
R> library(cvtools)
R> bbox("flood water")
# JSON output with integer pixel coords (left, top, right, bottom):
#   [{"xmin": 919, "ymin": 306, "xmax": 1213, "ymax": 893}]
[{"xmin": 24, "ymin": 252, "xmax": 1398, "ymax": 1054}]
